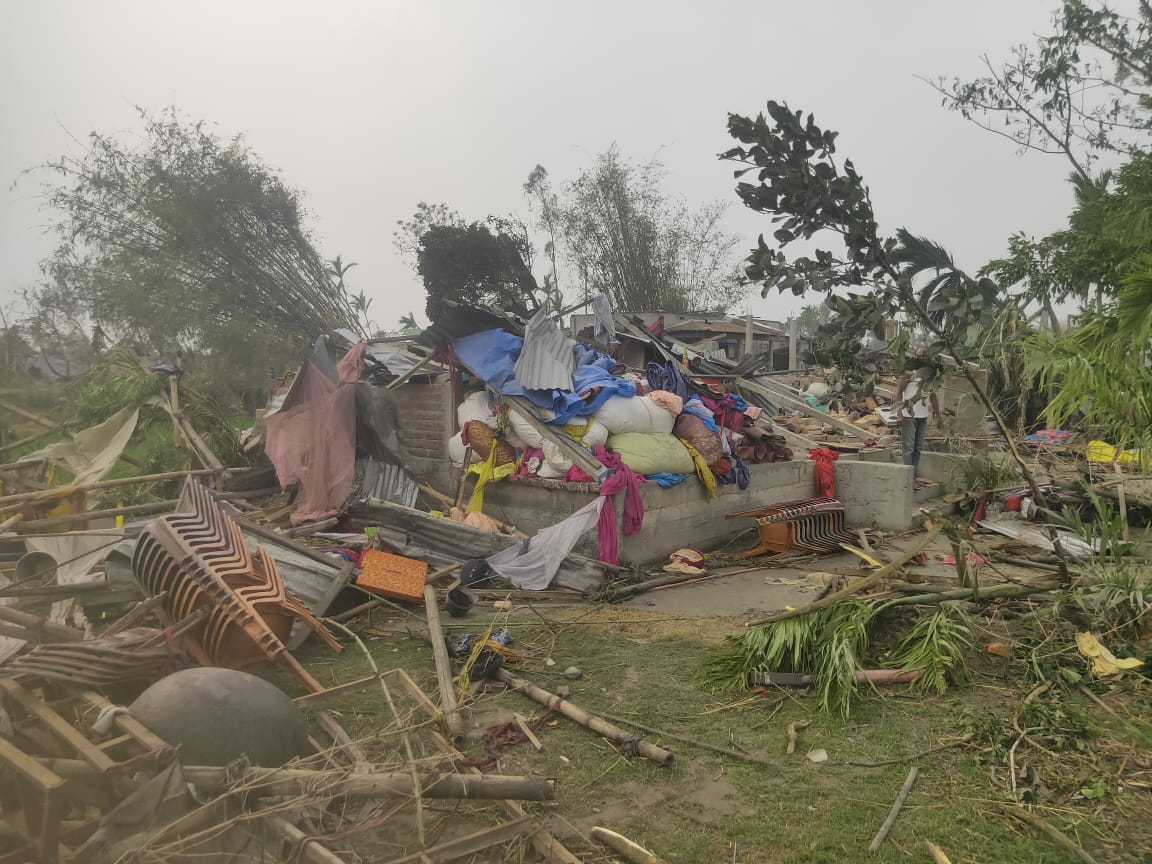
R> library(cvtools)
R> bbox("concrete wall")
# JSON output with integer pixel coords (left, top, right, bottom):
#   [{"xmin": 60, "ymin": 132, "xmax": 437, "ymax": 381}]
[
  {"xmin": 479, "ymin": 457, "xmax": 918, "ymax": 564},
  {"xmin": 390, "ymin": 377, "xmax": 456, "ymax": 493}
]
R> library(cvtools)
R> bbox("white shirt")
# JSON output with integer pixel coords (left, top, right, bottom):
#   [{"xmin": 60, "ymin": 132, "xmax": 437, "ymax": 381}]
[{"xmin": 902, "ymin": 378, "xmax": 931, "ymax": 419}]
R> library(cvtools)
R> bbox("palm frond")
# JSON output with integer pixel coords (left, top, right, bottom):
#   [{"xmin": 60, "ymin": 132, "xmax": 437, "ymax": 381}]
[{"xmin": 885, "ymin": 607, "xmax": 973, "ymax": 695}]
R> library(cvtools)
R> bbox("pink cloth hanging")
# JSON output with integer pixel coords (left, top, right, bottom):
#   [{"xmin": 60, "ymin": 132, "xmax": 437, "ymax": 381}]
[{"xmin": 592, "ymin": 445, "xmax": 645, "ymax": 565}]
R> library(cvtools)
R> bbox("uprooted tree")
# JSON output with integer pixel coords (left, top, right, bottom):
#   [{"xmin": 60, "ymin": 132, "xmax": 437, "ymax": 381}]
[{"xmin": 26, "ymin": 107, "xmax": 364, "ymax": 401}]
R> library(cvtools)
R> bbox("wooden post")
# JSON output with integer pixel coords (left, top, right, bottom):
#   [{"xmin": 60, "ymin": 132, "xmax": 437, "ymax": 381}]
[
  {"xmin": 423, "ymin": 585, "xmax": 465, "ymax": 741},
  {"xmin": 168, "ymin": 375, "xmax": 183, "ymax": 449}
]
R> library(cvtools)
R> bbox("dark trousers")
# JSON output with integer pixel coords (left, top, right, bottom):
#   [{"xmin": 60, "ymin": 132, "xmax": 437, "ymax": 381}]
[{"xmin": 901, "ymin": 417, "xmax": 927, "ymax": 480}]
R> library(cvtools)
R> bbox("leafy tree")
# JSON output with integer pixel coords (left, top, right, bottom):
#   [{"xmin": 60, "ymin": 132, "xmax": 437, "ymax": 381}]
[
  {"xmin": 30, "ymin": 108, "xmax": 363, "ymax": 363},
  {"xmin": 416, "ymin": 217, "xmax": 541, "ymax": 323},
  {"xmin": 1020, "ymin": 151, "xmax": 1152, "ymax": 445},
  {"xmin": 929, "ymin": 0, "xmax": 1152, "ymax": 179},
  {"xmin": 548, "ymin": 147, "xmax": 747, "ymax": 313},
  {"xmin": 524, "ymin": 165, "xmax": 564, "ymax": 298},
  {"xmin": 793, "ymin": 303, "xmax": 825, "ymax": 338},
  {"xmin": 720, "ymin": 100, "xmax": 1073, "ymax": 577},
  {"xmin": 393, "ymin": 202, "xmax": 465, "ymax": 271}
]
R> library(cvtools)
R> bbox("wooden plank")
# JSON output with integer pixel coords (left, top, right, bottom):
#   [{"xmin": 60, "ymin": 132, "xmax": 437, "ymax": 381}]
[
  {"xmin": 736, "ymin": 376, "xmax": 869, "ymax": 441},
  {"xmin": 0, "ymin": 681, "xmax": 116, "ymax": 772},
  {"xmin": 503, "ymin": 396, "xmax": 607, "ymax": 480},
  {"xmin": 79, "ymin": 690, "xmax": 172, "ymax": 755},
  {"xmin": 0, "ymin": 736, "xmax": 66, "ymax": 790}
]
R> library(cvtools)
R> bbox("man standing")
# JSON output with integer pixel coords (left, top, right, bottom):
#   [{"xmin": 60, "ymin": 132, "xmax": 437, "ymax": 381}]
[{"xmin": 894, "ymin": 347, "xmax": 941, "ymax": 488}]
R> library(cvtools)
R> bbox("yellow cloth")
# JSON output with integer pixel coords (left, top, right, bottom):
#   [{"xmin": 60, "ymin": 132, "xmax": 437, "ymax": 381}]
[
  {"xmin": 1075, "ymin": 631, "xmax": 1143, "ymax": 676},
  {"xmin": 1086, "ymin": 440, "xmax": 1143, "ymax": 466},
  {"xmin": 563, "ymin": 418, "xmax": 592, "ymax": 442},
  {"xmin": 465, "ymin": 446, "xmax": 515, "ymax": 514},
  {"xmin": 679, "ymin": 438, "xmax": 717, "ymax": 499}
]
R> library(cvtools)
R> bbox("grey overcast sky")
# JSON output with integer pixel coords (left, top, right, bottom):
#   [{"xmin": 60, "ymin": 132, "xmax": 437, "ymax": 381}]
[{"xmin": 1, "ymin": 0, "xmax": 1079, "ymax": 329}]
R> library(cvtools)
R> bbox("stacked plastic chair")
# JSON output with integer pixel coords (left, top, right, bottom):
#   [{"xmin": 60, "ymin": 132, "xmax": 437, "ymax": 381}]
[
  {"xmin": 727, "ymin": 496, "xmax": 859, "ymax": 559},
  {"xmin": 132, "ymin": 479, "xmax": 338, "ymax": 692}
]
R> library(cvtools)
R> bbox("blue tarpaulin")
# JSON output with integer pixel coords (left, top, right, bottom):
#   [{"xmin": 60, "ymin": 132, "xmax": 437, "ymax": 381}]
[{"xmin": 452, "ymin": 329, "xmax": 635, "ymax": 425}]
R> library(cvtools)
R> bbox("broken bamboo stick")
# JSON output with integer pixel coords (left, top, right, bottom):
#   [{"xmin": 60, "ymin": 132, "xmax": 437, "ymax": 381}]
[
  {"xmin": 868, "ymin": 766, "xmax": 919, "ymax": 853},
  {"xmin": 0, "ymin": 398, "xmax": 55, "ymax": 430},
  {"xmin": 602, "ymin": 570, "xmax": 712, "ymax": 600},
  {"xmin": 0, "ymin": 467, "xmax": 242, "ymax": 510},
  {"xmin": 423, "ymin": 584, "xmax": 465, "ymax": 741},
  {"xmin": 15, "ymin": 487, "xmax": 279, "ymax": 531},
  {"xmin": 746, "ymin": 525, "xmax": 942, "ymax": 626},
  {"xmin": 590, "ymin": 827, "xmax": 663, "ymax": 864},
  {"xmin": 881, "ymin": 582, "xmax": 1054, "ymax": 607},
  {"xmin": 39, "ymin": 760, "xmax": 556, "ymax": 800},
  {"xmin": 494, "ymin": 669, "xmax": 674, "ymax": 765},
  {"xmin": 386, "ymin": 351, "xmax": 436, "ymax": 390},
  {"xmin": 925, "ymin": 841, "xmax": 953, "ymax": 864},
  {"xmin": 0, "ymin": 606, "xmax": 84, "ymax": 642},
  {"xmin": 266, "ymin": 815, "xmax": 346, "ymax": 864}
]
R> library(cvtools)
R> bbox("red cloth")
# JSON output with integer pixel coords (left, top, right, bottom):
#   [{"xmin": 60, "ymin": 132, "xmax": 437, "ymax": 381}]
[
  {"xmin": 592, "ymin": 445, "xmax": 645, "ymax": 565},
  {"xmin": 266, "ymin": 342, "xmax": 366, "ymax": 524},
  {"xmin": 808, "ymin": 447, "xmax": 840, "ymax": 498}
]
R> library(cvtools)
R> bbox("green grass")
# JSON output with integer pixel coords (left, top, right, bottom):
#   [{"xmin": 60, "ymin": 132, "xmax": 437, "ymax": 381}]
[{"xmin": 282, "ymin": 608, "xmax": 1152, "ymax": 863}]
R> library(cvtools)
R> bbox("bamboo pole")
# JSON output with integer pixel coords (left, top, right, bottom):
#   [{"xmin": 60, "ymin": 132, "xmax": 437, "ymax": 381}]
[
  {"xmin": 15, "ymin": 487, "xmax": 278, "ymax": 531},
  {"xmin": 0, "ymin": 606, "xmax": 83, "ymax": 642},
  {"xmin": 590, "ymin": 827, "xmax": 663, "ymax": 864},
  {"xmin": 495, "ymin": 668, "xmax": 674, "ymax": 765},
  {"xmin": 37, "ymin": 760, "xmax": 556, "ymax": 800},
  {"xmin": 745, "ymin": 524, "xmax": 942, "ymax": 627},
  {"xmin": 424, "ymin": 585, "xmax": 465, "ymax": 741},
  {"xmin": 0, "ymin": 467, "xmax": 239, "ymax": 509},
  {"xmin": 0, "ymin": 430, "xmax": 51, "ymax": 455},
  {"xmin": 881, "ymin": 582, "xmax": 1054, "ymax": 607},
  {"xmin": 266, "ymin": 816, "xmax": 346, "ymax": 864},
  {"xmin": 386, "ymin": 351, "xmax": 437, "ymax": 390},
  {"xmin": 0, "ymin": 399, "xmax": 56, "ymax": 430}
]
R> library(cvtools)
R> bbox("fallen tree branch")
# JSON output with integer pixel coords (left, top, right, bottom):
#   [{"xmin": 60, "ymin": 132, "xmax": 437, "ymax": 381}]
[
  {"xmin": 868, "ymin": 766, "xmax": 919, "ymax": 853},
  {"xmin": 746, "ymin": 525, "xmax": 941, "ymax": 627},
  {"xmin": 1000, "ymin": 805, "xmax": 1100, "ymax": 864}
]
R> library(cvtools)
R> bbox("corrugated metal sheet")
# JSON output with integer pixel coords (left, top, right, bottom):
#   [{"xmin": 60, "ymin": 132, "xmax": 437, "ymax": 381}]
[
  {"xmin": 349, "ymin": 499, "xmax": 604, "ymax": 594},
  {"xmin": 347, "ymin": 458, "xmax": 419, "ymax": 509},
  {"xmin": 514, "ymin": 308, "xmax": 575, "ymax": 390},
  {"xmin": 417, "ymin": 302, "xmax": 523, "ymax": 349}
]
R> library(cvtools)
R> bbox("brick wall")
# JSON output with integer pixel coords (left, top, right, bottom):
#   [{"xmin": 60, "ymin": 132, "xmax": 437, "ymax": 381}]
[{"xmin": 391, "ymin": 378, "xmax": 455, "ymax": 492}]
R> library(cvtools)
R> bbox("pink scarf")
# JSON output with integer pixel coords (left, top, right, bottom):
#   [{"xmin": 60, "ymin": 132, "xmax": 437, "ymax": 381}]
[{"xmin": 592, "ymin": 445, "xmax": 645, "ymax": 565}]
